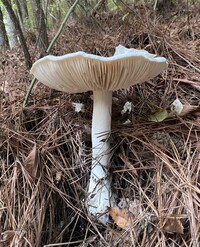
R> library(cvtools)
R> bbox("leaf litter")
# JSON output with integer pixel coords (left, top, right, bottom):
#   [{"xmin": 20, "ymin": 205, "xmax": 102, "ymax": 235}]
[{"xmin": 0, "ymin": 2, "xmax": 200, "ymax": 247}]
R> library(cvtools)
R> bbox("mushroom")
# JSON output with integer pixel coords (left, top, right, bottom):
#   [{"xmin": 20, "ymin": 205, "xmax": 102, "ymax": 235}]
[{"xmin": 30, "ymin": 45, "xmax": 167, "ymax": 223}]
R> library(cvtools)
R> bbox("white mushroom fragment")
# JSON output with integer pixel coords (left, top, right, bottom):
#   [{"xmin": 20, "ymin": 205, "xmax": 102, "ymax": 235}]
[
  {"xmin": 121, "ymin": 101, "xmax": 133, "ymax": 115},
  {"xmin": 72, "ymin": 102, "xmax": 85, "ymax": 113},
  {"xmin": 30, "ymin": 45, "xmax": 167, "ymax": 224}
]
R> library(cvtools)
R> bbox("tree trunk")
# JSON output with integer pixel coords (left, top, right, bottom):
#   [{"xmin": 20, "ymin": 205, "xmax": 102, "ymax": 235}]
[
  {"xmin": 4, "ymin": 9, "xmax": 18, "ymax": 48},
  {"xmin": 19, "ymin": 0, "xmax": 28, "ymax": 20},
  {"xmin": 30, "ymin": 0, "xmax": 49, "ymax": 51},
  {"xmin": 15, "ymin": 0, "xmax": 24, "ymax": 31},
  {"xmin": 0, "ymin": 6, "xmax": 9, "ymax": 49},
  {"xmin": 2, "ymin": 0, "xmax": 32, "ymax": 68}
]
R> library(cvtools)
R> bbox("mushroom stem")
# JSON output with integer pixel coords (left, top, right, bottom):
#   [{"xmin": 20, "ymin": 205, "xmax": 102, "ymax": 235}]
[{"xmin": 87, "ymin": 90, "xmax": 113, "ymax": 223}]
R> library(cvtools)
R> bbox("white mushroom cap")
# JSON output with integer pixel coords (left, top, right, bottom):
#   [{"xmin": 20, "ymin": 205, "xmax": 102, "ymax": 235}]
[{"xmin": 30, "ymin": 45, "xmax": 167, "ymax": 93}]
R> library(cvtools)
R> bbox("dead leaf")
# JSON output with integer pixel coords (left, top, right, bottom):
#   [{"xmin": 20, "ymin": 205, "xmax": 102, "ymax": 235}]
[
  {"xmin": 148, "ymin": 109, "xmax": 168, "ymax": 122},
  {"xmin": 179, "ymin": 105, "xmax": 200, "ymax": 116},
  {"xmin": 108, "ymin": 207, "xmax": 132, "ymax": 229},
  {"xmin": 170, "ymin": 99, "xmax": 200, "ymax": 117},
  {"xmin": 23, "ymin": 143, "xmax": 37, "ymax": 178},
  {"xmin": 162, "ymin": 216, "xmax": 184, "ymax": 234}
]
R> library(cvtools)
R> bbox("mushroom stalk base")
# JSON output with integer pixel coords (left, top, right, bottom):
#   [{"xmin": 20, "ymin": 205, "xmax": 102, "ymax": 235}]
[{"xmin": 87, "ymin": 90, "xmax": 114, "ymax": 223}]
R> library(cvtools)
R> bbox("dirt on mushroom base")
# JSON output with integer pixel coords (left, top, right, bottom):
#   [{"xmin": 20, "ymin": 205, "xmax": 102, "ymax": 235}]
[{"xmin": 0, "ymin": 5, "xmax": 200, "ymax": 247}]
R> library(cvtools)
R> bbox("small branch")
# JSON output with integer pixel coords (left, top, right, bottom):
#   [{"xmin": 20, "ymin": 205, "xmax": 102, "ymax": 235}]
[
  {"xmin": 153, "ymin": 0, "xmax": 158, "ymax": 11},
  {"xmin": 23, "ymin": 0, "xmax": 80, "ymax": 107},
  {"xmin": 91, "ymin": 0, "xmax": 106, "ymax": 16},
  {"xmin": 173, "ymin": 50, "xmax": 200, "ymax": 73}
]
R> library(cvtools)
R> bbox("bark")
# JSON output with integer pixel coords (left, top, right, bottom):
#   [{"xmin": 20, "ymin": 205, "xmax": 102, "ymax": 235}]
[
  {"xmin": 19, "ymin": 0, "xmax": 28, "ymax": 20},
  {"xmin": 1, "ymin": 0, "xmax": 32, "ymax": 68},
  {"xmin": 30, "ymin": 0, "xmax": 48, "ymax": 50},
  {"xmin": 4, "ymin": 9, "xmax": 18, "ymax": 48},
  {"xmin": 15, "ymin": 0, "xmax": 29, "ymax": 30},
  {"xmin": 15, "ymin": 0, "xmax": 24, "ymax": 31},
  {"xmin": 0, "ymin": 6, "xmax": 9, "ymax": 49}
]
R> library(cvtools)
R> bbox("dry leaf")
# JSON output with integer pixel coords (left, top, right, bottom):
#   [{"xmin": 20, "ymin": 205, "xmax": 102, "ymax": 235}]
[
  {"xmin": 148, "ymin": 109, "xmax": 168, "ymax": 122},
  {"xmin": 108, "ymin": 207, "xmax": 132, "ymax": 229},
  {"xmin": 170, "ymin": 98, "xmax": 200, "ymax": 117},
  {"xmin": 162, "ymin": 216, "xmax": 184, "ymax": 234},
  {"xmin": 23, "ymin": 143, "xmax": 37, "ymax": 178},
  {"xmin": 179, "ymin": 105, "xmax": 200, "ymax": 116}
]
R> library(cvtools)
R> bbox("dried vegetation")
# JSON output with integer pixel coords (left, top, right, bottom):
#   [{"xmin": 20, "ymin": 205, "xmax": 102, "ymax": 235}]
[{"xmin": 0, "ymin": 2, "xmax": 200, "ymax": 247}]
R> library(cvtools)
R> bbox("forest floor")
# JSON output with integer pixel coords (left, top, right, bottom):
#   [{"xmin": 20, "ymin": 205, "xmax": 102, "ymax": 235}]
[{"xmin": 0, "ymin": 2, "xmax": 200, "ymax": 247}]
